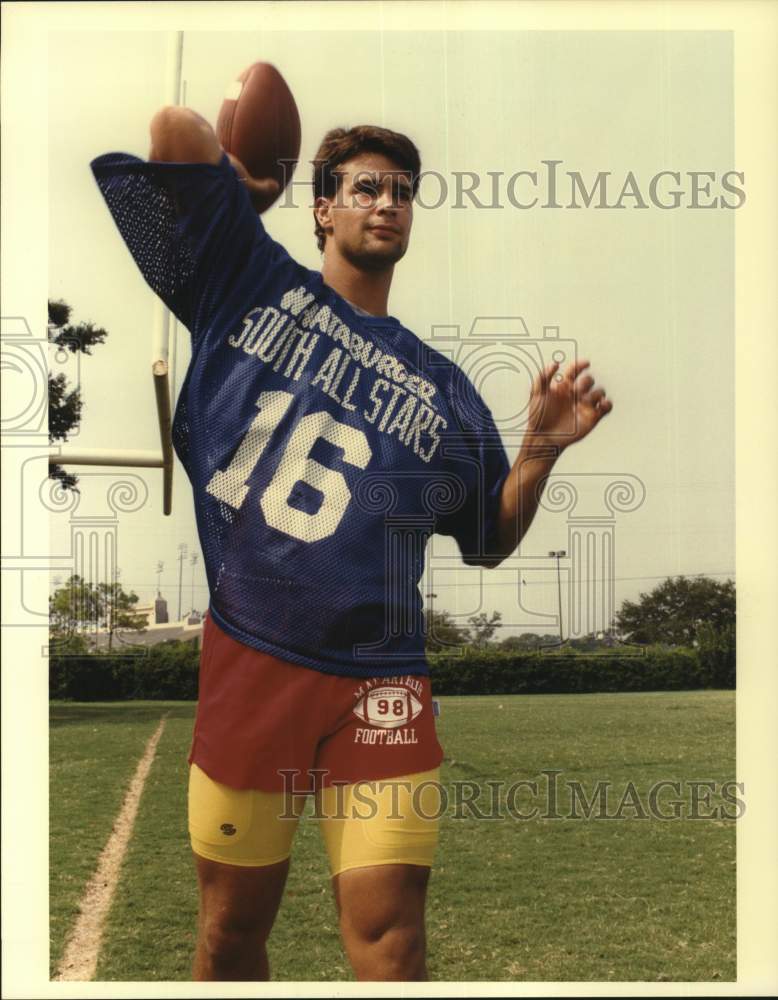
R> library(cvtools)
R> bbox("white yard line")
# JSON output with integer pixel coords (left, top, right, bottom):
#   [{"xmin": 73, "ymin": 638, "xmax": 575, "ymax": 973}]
[{"xmin": 54, "ymin": 716, "xmax": 168, "ymax": 982}]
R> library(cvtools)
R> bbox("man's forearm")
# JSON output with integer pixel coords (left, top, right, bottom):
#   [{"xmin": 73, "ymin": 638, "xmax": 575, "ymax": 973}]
[{"xmin": 488, "ymin": 439, "xmax": 560, "ymax": 566}]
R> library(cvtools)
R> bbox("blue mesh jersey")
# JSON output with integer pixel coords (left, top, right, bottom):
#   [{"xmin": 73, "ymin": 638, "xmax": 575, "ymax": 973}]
[{"xmin": 91, "ymin": 150, "xmax": 511, "ymax": 678}]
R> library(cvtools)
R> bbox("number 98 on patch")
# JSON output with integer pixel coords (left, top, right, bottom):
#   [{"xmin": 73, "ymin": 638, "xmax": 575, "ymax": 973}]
[{"xmin": 352, "ymin": 686, "xmax": 423, "ymax": 729}]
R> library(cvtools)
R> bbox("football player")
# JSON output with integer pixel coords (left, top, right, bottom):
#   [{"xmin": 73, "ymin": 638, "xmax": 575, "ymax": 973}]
[{"xmin": 91, "ymin": 106, "xmax": 611, "ymax": 982}]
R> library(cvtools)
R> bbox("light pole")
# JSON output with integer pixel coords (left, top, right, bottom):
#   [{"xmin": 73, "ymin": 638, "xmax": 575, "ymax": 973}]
[
  {"xmin": 549, "ymin": 550, "xmax": 566, "ymax": 644},
  {"xmin": 190, "ymin": 552, "xmax": 199, "ymax": 617},
  {"xmin": 177, "ymin": 543, "xmax": 188, "ymax": 621},
  {"xmin": 425, "ymin": 592, "xmax": 437, "ymax": 644}
]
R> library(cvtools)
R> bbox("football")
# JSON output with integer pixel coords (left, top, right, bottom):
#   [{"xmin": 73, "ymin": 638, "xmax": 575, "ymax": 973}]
[
  {"xmin": 352, "ymin": 686, "xmax": 423, "ymax": 730},
  {"xmin": 216, "ymin": 62, "xmax": 301, "ymax": 195}
]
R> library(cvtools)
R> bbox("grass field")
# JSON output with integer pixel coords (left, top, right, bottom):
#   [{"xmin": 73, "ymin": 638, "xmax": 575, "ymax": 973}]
[{"xmin": 50, "ymin": 691, "xmax": 736, "ymax": 982}]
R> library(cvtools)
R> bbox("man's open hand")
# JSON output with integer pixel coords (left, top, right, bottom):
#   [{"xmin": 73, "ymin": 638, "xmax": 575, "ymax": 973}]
[
  {"xmin": 525, "ymin": 358, "xmax": 613, "ymax": 450},
  {"xmin": 226, "ymin": 153, "xmax": 281, "ymax": 214}
]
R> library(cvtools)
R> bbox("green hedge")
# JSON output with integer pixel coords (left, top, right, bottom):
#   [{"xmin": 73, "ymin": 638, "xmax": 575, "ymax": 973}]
[
  {"xmin": 694, "ymin": 621, "xmax": 736, "ymax": 688},
  {"xmin": 49, "ymin": 630, "xmax": 735, "ymax": 701},
  {"xmin": 49, "ymin": 639, "xmax": 200, "ymax": 701},
  {"xmin": 427, "ymin": 646, "xmax": 703, "ymax": 695}
]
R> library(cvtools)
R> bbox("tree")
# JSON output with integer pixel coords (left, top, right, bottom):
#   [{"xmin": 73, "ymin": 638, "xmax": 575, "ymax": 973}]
[
  {"xmin": 48, "ymin": 299, "xmax": 108, "ymax": 490},
  {"xmin": 567, "ymin": 632, "xmax": 605, "ymax": 652},
  {"xmin": 614, "ymin": 575, "xmax": 735, "ymax": 647},
  {"xmin": 424, "ymin": 609, "xmax": 471, "ymax": 653},
  {"xmin": 95, "ymin": 580, "xmax": 147, "ymax": 651},
  {"xmin": 500, "ymin": 632, "xmax": 562, "ymax": 652},
  {"xmin": 49, "ymin": 574, "xmax": 146, "ymax": 650},
  {"xmin": 49, "ymin": 574, "xmax": 101, "ymax": 637},
  {"xmin": 467, "ymin": 610, "xmax": 502, "ymax": 649}
]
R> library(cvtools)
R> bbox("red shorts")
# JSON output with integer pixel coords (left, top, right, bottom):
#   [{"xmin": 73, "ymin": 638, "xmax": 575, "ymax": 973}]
[{"xmin": 188, "ymin": 613, "xmax": 444, "ymax": 793}]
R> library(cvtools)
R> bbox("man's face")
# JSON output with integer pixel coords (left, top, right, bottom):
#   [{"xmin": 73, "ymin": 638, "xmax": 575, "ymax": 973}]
[{"xmin": 316, "ymin": 153, "xmax": 414, "ymax": 270}]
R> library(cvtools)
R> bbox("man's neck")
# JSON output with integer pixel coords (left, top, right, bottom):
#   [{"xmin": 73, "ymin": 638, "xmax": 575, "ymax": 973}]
[{"xmin": 320, "ymin": 253, "xmax": 394, "ymax": 318}]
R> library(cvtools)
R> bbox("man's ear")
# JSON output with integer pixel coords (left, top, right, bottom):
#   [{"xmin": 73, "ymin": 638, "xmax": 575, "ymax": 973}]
[{"xmin": 314, "ymin": 196, "xmax": 332, "ymax": 231}]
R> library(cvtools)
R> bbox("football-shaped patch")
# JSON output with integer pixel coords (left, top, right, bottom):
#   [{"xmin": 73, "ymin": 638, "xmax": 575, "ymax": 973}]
[{"xmin": 353, "ymin": 686, "xmax": 423, "ymax": 729}]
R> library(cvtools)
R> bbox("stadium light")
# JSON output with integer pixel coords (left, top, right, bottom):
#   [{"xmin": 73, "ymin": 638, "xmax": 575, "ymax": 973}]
[
  {"xmin": 177, "ymin": 542, "xmax": 188, "ymax": 621},
  {"xmin": 190, "ymin": 551, "xmax": 199, "ymax": 616},
  {"xmin": 548, "ymin": 550, "xmax": 566, "ymax": 643}
]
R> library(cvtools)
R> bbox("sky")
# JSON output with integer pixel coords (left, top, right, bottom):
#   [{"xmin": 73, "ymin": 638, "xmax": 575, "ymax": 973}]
[{"xmin": 46, "ymin": 27, "xmax": 736, "ymax": 637}]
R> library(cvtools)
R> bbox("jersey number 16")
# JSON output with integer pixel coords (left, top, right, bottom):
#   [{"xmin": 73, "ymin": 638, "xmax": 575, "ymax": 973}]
[{"xmin": 206, "ymin": 390, "xmax": 372, "ymax": 542}]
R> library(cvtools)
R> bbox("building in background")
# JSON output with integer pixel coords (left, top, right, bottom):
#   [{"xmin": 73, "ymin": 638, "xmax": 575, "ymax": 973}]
[
  {"xmin": 155, "ymin": 592, "xmax": 169, "ymax": 624},
  {"xmin": 133, "ymin": 592, "xmax": 170, "ymax": 627}
]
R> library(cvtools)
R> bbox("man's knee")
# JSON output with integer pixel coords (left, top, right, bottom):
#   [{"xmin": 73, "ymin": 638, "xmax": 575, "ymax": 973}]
[
  {"xmin": 200, "ymin": 911, "xmax": 267, "ymax": 964},
  {"xmin": 347, "ymin": 901, "xmax": 424, "ymax": 943},
  {"xmin": 346, "ymin": 919, "xmax": 426, "ymax": 979},
  {"xmin": 338, "ymin": 881, "xmax": 427, "ymax": 977},
  {"xmin": 334, "ymin": 863, "xmax": 430, "ymax": 978}
]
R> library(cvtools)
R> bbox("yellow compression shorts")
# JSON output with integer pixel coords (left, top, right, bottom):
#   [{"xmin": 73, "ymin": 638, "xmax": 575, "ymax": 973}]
[{"xmin": 188, "ymin": 762, "xmax": 442, "ymax": 877}]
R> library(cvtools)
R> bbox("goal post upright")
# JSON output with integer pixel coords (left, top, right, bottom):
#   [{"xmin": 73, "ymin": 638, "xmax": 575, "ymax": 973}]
[
  {"xmin": 50, "ymin": 31, "xmax": 184, "ymax": 517},
  {"xmin": 152, "ymin": 29, "xmax": 184, "ymax": 515}
]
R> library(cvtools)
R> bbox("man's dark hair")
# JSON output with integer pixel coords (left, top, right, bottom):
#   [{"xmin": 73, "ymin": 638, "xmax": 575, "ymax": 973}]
[{"xmin": 311, "ymin": 125, "xmax": 422, "ymax": 253}]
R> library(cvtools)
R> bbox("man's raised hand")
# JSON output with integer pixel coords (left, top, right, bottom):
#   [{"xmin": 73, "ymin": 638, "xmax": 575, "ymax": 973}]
[
  {"xmin": 525, "ymin": 358, "xmax": 613, "ymax": 451},
  {"xmin": 226, "ymin": 153, "xmax": 281, "ymax": 215}
]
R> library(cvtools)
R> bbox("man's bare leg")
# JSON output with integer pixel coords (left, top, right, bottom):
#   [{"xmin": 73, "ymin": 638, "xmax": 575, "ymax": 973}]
[
  {"xmin": 192, "ymin": 853, "xmax": 290, "ymax": 981},
  {"xmin": 332, "ymin": 864, "xmax": 430, "ymax": 981}
]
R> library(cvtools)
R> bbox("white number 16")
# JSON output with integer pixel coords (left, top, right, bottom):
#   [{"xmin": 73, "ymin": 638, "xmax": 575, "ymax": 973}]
[{"xmin": 206, "ymin": 390, "xmax": 372, "ymax": 542}]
